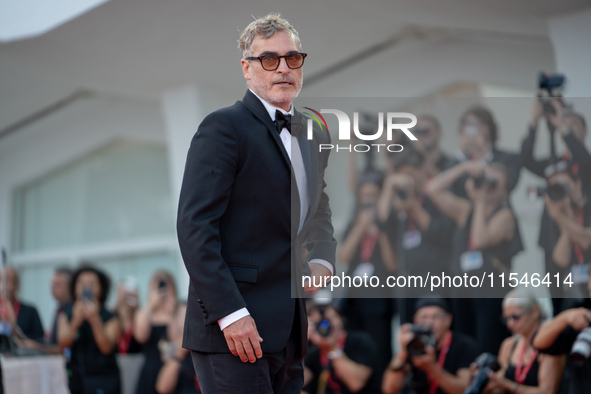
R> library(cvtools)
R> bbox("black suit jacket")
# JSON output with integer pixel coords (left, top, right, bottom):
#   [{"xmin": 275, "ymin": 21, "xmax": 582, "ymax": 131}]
[
  {"xmin": 16, "ymin": 301, "xmax": 44, "ymax": 342},
  {"xmin": 177, "ymin": 90, "xmax": 336, "ymax": 356}
]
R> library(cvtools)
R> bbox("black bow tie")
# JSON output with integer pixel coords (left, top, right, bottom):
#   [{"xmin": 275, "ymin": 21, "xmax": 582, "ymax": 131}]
[{"xmin": 275, "ymin": 110, "xmax": 292, "ymax": 133}]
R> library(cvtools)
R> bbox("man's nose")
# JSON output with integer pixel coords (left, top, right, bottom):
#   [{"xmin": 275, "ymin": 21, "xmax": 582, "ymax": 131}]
[{"xmin": 276, "ymin": 57, "xmax": 291, "ymax": 73}]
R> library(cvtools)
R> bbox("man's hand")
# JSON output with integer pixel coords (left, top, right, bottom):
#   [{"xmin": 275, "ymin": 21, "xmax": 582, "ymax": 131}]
[
  {"xmin": 304, "ymin": 263, "xmax": 332, "ymax": 295},
  {"xmin": 411, "ymin": 346, "xmax": 437, "ymax": 374},
  {"xmin": 222, "ymin": 315, "xmax": 263, "ymax": 363}
]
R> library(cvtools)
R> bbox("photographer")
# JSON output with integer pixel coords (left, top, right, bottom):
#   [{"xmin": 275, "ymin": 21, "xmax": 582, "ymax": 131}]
[
  {"xmin": 545, "ymin": 169, "xmax": 591, "ymax": 300},
  {"xmin": 412, "ymin": 115, "xmax": 455, "ymax": 174},
  {"xmin": 532, "ymin": 278, "xmax": 591, "ymax": 394},
  {"xmin": 338, "ymin": 169, "xmax": 396, "ymax": 371},
  {"xmin": 377, "ymin": 148, "xmax": 455, "ymax": 322},
  {"xmin": 303, "ymin": 302, "xmax": 381, "ymax": 394},
  {"xmin": 382, "ymin": 298, "xmax": 479, "ymax": 394},
  {"xmin": 452, "ymin": 106, "xmax": 522, "ymax": 197},
  {"xmin": 425, "ymin": 161, "xmax": 521, "ymax": 353},
  {"xmin": 483, "ymin": 289, "xmax": 565, "ymax": 394},
  {"xmin": 521, "ymin": 99, "xmax": 590, "ymax": 313},
  {"xmin": 522, "ymin": 98, "xmax": 590, "ymax": 190}
]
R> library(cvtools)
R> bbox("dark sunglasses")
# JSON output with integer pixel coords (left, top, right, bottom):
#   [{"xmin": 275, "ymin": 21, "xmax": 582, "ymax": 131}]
[
  {"xmin": 502, "ymin": 311, "xmax": 529, "ymax": 325},
  {"xmin": 245, "ymin": 52, "xmax": 307, "ymax": 71}
]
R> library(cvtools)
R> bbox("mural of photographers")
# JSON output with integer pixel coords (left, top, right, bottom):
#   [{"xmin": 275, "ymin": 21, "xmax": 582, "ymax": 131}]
[{"xmin": 304, "ymin": 93, "xmax": 591, "ymax": 394}]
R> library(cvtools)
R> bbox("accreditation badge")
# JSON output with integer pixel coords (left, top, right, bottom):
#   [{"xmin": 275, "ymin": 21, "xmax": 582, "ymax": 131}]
[{"xmin": 459, "ymin": 251, "xmax": 484, "ymax": 272}]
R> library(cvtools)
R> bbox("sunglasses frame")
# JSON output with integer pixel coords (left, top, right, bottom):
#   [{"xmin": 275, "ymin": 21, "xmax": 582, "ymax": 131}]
[{"xmin": 245, "ymin": 52, "xmax": 307, "ymax": 71}]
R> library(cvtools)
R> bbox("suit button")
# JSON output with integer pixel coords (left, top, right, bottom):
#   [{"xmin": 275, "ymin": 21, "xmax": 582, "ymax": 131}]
[
  {"xmin": 203, "ymin": 313, "xmax": 209, "ymax": 319},
  {"xmin": 197, "ymin": 299, "xmax": 203, "ymax": 304}
]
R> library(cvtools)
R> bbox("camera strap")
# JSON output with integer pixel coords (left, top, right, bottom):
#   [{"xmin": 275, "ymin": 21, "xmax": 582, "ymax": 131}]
[{"xmin": 429, "ymin": 331, "xmax": 452, "ymax": 394}]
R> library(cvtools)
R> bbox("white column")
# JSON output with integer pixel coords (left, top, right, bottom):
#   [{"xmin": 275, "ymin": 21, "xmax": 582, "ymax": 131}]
[
  {"xmin": 548, "ymin": 7, "xmax": 591, "ymax": 97},
  {"xmin": 161, "ymin": 85, "xmax": 207, "ymax": 294}
]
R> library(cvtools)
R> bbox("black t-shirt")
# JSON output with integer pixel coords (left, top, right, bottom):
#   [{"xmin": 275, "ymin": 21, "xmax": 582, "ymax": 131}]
[
  {"xmin": 535, "ymin": 320, "xmax": 591, "ymax": 394},
  {"xmin": 380, "ymin": 196, "xmax": 455, "ymax": 297},
  {"xmin": 409, "ymin": 331, "xmax": 479, "ymax": 394},
  {"xmin": 303, "ymin": 331, "xmax": 382, "ymax": 394}
]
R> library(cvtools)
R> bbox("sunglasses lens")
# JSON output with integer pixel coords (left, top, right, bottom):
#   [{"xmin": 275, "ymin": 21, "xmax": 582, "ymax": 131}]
[
  {"xmin": 286, "ymin": 53, "xmax": 304, "ymax": 69},
  {"xmin": 261, "ymin": 55, "xmax": 280, "ymax": 70}
]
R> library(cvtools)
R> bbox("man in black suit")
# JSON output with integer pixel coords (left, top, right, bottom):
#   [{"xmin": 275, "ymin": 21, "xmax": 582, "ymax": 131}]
[{"xmin": 177, "ymin": 13, "xmax": 336, "ymax": 393}]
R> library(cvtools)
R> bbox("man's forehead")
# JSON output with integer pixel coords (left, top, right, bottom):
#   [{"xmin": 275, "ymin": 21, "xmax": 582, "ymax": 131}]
[{"xmin": 250, "ymin": 32, "xmax": 299, "ymax": 53}]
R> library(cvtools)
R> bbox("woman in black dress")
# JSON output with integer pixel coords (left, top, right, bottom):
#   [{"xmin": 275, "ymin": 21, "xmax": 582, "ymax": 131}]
[
  {"xmin": 133, "ymin": 271, "xmax": 177, "ymax": 394},
  {"xmin": 57, "ymin": 265, "xmax": 122, "ymax": 394},
  {"xmin": 484, "ymin": 288, "xmax": 565, "ymax": 394}
]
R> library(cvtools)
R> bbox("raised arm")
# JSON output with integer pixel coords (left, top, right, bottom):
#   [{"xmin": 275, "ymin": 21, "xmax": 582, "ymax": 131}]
[{"xmin": 424, "ymin": 161, "xmax": 476, "ymax": 225}]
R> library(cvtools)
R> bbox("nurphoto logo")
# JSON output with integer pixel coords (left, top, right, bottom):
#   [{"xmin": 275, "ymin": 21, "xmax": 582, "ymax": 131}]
[{"xmin": 303, "ymin": 108, "xmax": 418, "ymax": 152}]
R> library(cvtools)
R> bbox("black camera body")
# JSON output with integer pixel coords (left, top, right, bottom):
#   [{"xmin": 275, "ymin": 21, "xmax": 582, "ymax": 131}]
[
  {"xmin": 539, "ymin": 72, "xmax": 565, "ymax": 94},
  {"xmin": 526, "ymin": 183, "xmax": 569, "ymax": 202},
  {"xmin": 407, "ymin": 324, "xmax": 436, "ymax": 357},
  {"xmin": 464, "ymin": 353, "xmax": 500, "ymax": 394},
  {"xmin": 396, "ymin": 188, "xmax": 409, "ymax": 200},
  {"xmin": 472, "ymin": 174, "xmax": 497, "ymax": 191}
]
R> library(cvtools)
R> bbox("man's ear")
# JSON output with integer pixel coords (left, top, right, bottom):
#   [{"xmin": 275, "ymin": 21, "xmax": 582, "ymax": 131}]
[{"xmin": 241, "ymin": 59, "xmax": 251, "ymax": 81}]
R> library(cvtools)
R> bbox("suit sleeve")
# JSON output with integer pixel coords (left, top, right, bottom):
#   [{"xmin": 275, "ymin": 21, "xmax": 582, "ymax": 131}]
[
  {"xmin": 177, "ymin": 112, "xmax": 247, "ymax": 325},
  {"xmin": 303, "ymin": 129, "xmax": 337, "ymax": 267}
]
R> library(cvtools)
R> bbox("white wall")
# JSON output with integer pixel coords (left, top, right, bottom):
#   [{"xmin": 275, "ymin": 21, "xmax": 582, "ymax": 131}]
[{"xmin": 549, "ymin": 7, "xmax": 591, "ymax": 98}]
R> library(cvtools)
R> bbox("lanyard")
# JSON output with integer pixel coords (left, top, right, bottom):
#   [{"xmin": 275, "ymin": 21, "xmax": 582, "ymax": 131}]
[
  {"xmin": 429, "ymin": 331, "xmax": 453, "ymax": 394},
  {"xmin": 572, "ymin": 211, "xmax": 585, "ymax": 264},
  {"xmin": 360, "ymin": 232, "xmax": 379, "ymax": 263},
  {"xmin": 514, "ymin": 341, "xmax": 538, "ymax": 385}
]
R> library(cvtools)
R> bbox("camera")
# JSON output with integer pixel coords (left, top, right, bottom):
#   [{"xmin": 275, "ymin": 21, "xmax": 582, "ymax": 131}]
[
  {"xmin": 315, "ymin": 305, "xmax": 332, "ymax": 338},
  {"xmin": 570, "ymin": 326, "xmax": 591, "ymax": 365},
  {"xmin": 538, "ymin": 72, "xmax": 566, "ymax": 94},
  {"xmin": 407, "ymin": 324, "xmax": 436, "ymax": 357},
  {"xmin": 464, "ymin": 353, "xmax": 500, "ymax": 394},
  {"xmin": 396, "ymin": 188, "xmax": 408, "ymax": 200},
  {"xmin": 526, "ymin": 183, "xmax": 569, "ymax": 202},
  {"xmin": 472, "ymin": 174, "xmax": 497, "ymax": 190}
]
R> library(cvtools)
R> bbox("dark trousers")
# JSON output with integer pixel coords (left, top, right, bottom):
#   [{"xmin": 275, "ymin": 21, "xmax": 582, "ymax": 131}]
[{"xmin": 191, "ymin": 328, "xmax": 303, "ymax": 394}]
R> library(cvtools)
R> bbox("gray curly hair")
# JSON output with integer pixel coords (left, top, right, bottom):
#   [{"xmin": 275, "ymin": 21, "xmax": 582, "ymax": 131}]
[{"xmin": 238, "ymin": 13, "xmax": 301, "ymax": 57}]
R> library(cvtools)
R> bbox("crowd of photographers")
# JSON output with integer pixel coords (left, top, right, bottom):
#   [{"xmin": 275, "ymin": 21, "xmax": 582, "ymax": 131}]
[
  {"xmin": 0, "ymin": 265, "xmax": 200, "ymax": 394},
  {"xmin": 302, "ymin": 94, "xmax": 591, "ymax": 394}
]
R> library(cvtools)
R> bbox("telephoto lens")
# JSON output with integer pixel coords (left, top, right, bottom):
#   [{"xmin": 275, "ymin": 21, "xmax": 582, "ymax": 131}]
[
  {"xmin": 570, "ymin": 327, "xmax": 591, "ymax": 365},
  {"xmin": 464, "ymin": 353, "xmax": 500, "ymax": 394}
]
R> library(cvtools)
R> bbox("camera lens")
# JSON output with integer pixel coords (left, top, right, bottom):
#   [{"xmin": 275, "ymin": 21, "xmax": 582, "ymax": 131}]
[{"xmin": 546, "ymin": 183, "xmax": 568, "ymax": 202}]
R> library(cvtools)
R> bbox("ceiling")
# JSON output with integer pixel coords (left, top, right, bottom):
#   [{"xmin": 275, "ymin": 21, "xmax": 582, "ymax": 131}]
[{"xmin": 1, "ymin": 0, "xmax": 590, "ymax": 135}]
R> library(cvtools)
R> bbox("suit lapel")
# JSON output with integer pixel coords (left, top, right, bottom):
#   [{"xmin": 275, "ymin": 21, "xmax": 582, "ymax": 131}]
[
  {"xmin": 294, "ymin": 110, "xmax": 319, "ymax": 231},
  {"xmin": 240, "ymin": 90, "xmax": 291, "ymax": 169}
]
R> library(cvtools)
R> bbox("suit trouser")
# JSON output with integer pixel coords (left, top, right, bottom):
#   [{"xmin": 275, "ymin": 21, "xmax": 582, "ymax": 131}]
[{"xmin": 191, "ymin": 321, "xmax": 304, "ymax": 394}]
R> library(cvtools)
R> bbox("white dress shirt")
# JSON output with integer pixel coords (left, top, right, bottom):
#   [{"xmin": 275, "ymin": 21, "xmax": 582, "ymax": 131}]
[{"xmin": 217, "ymin": 91, "xmax": 333, "ymax": 331}]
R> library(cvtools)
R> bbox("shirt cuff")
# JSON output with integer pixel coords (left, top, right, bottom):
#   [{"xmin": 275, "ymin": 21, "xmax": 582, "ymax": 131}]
[
  {"xmin": 309, "ymin": 259, "xmax": 334, "ymax": 275},
  {"xmin": 217, "ymin": 308, "xmax": 250, "ymax": 331}
]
